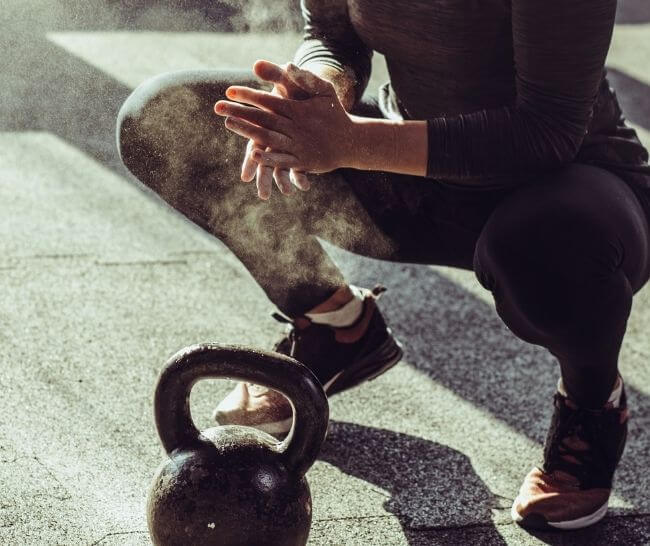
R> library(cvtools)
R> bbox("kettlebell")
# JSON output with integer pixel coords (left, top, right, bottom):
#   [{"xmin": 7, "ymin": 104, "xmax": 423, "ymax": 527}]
[{"xmin": 147, "ymin": 343, "xmax": 329, "ymax": 546}]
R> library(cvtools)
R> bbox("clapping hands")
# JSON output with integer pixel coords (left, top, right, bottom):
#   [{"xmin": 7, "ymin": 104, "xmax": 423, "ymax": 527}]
[{"xmin": 214, "ymin": 60, "xmax": 354, "ymax": 200}]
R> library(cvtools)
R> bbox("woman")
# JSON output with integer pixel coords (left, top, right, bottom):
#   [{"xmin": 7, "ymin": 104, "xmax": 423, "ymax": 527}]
[{"xmin": 117, "ymin": 0, "xmax": 650, "ymax": 531}]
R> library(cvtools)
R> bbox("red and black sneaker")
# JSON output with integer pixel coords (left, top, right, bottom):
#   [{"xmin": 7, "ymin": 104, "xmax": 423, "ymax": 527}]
[
  {"xmin": 213, "ymin": 285, "xmax": 404, "ymax": 436},
  {"xmin": 512, "ymin": 382, "xmax": 629, "ymax": 530}
]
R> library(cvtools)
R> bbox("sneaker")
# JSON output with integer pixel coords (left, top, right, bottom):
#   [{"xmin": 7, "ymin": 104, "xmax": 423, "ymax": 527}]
[
  {"xmin": 511, "ymin": 384, "xmax": 629, "ymax": 530},
  {"xmin": 213, "ymin": 285, "xmax": 404, "ymax": 436}
]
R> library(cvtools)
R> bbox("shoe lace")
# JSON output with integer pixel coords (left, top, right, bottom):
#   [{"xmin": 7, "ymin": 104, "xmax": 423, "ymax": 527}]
[{"xmin": 543, "ymin": 394, "xmax": 625, "ymax": 488}]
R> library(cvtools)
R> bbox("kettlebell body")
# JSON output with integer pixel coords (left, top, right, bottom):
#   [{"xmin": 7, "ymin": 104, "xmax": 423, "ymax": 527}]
[{"xmin": 147, "ymin": 344, "xmax": 328, "ymax": 546}]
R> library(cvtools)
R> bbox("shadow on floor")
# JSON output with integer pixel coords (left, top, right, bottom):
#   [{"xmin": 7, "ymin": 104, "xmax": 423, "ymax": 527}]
[
  {"xmin": 319, "ymin": 420, "xmax": 508, "ymax": 545},
  {"xmin": 526, "ymin": 516, "xmax": 650, "ymax": 545}
]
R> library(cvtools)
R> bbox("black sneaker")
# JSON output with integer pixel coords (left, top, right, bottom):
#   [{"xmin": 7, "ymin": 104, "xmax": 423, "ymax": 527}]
[
  {"xmin": 512, "ymin": 382, "xmax": 629, "ymax": 530},
  {"xmin": 213, "ymin": 285, "xmax": 404, "ymax": 436}
]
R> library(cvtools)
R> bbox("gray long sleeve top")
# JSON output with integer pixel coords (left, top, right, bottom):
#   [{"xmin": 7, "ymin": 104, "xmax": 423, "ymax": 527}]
[{"xmin": 294, "ymin": 0, "xmax": 650, "ymax": 189}]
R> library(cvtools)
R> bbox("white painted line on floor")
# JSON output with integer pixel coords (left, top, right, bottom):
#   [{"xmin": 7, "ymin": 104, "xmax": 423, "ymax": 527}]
[{"xmin": 46, "ymin": 31, "xmax": 390, "ymax": 92}]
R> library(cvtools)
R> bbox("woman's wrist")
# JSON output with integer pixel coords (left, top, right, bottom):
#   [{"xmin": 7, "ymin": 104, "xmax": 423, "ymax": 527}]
[{"xmin": 345, "ymin": 116, "xmax": 428, "ymax": 176}]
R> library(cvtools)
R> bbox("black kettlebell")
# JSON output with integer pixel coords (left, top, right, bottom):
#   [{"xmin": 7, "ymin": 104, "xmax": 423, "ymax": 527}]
[{"xmin": 147, "ymin": 343, "xmax": 329, "ymax": 546}]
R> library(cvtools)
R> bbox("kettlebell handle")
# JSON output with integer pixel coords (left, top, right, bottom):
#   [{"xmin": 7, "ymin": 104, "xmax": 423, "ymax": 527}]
[{"xmin": 153, "ymin": 343, "xmax": 329, "ymax": 477}]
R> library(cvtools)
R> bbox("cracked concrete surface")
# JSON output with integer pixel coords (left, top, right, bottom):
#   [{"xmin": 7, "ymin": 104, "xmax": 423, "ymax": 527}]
[{"xmin": 1, "ymin": 1, "xmax": 650, "ymax": 544}]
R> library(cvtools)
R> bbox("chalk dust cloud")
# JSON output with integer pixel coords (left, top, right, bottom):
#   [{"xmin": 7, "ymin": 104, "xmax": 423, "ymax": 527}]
[{"xmin": 120, "ymin": 77, "xmax": 397, "ymax": 313}]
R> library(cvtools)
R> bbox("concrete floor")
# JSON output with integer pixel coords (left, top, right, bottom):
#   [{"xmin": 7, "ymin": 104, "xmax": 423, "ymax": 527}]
[{"xmin": 1, "ymin": 1, "xmax": 649, "ymax": 544}]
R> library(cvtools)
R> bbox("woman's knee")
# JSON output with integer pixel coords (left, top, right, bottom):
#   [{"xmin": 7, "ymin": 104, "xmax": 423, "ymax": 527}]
[
  {"xmin": 473, "ymin": 179, "xmax": 633, "ymax": 335},
  {"xmin": 116, "ymin": 69, "xmax": 257, "ymax": 204}
]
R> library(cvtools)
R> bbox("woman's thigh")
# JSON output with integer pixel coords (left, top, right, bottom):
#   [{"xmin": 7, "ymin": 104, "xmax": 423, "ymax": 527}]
[{"xmin": 474, "ymin": 163, "xmax": 650, "ymax": 296}]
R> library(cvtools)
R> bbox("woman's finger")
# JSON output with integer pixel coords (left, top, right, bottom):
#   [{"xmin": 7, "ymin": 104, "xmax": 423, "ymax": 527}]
[
  {"xmin": 241, "ymin": 140, "xmax": 261, "ymax": 182},
  {"xmin": 256, "ymin": 160, "xmax": 274, "ymax": 200},
  {"xmin": 225, "ymin": 86, "xmax": 293, "ymax": 117},
  {"xmin": 290, "ymin": 170, "xmax": 311, "ymax": 191},
  {"xmin": 254, "ymin": 60, "xmax": 310, "ymax": 99},
  {"xmin": 215, "ymin": 100, "xmax": 290, "ymax": 136},
  {"xmin": 273, "ymin": 167, "xmax": 295, "ymax": 195},
  {"xmin": 224, "ymin": 116, "xmax": 291, "ymax": 151},
  {"xmin": 251, "ymin": 149, "xmax": 300, "ymax": 169}
]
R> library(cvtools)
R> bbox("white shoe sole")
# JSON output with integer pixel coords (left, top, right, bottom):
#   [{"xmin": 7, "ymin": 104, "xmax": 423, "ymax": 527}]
[
  {"xmin": 511, "ymin": 498, "xmax": 609, "ymax": 530},
  {"xmin": 253, "ymin": 416, "xmax": 295, "ymax": 436}
]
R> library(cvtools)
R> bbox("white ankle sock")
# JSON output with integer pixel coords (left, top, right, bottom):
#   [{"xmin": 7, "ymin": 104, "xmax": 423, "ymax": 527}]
[
  {"xmin": 304, "ymin": 285, "xmax": 366, "ymax": 327},
  {"xmin": 557, "ymin": 376, "xmax": 623, "ymax": 408}
]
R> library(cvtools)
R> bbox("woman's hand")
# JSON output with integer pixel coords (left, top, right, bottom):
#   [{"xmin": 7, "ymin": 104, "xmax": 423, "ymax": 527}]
[
  {"xmin": 215, "ymin": 62, "xmax": 355, "ymax": 176},
  {"xmin": 239, "ymin": 61, "xmax": 312, "ymax": 199}
]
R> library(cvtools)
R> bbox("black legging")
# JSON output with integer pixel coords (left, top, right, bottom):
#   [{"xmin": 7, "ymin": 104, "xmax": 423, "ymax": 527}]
[{"xmin": 117, "ymin": 69, "xmax": 650, "ymax": 409}]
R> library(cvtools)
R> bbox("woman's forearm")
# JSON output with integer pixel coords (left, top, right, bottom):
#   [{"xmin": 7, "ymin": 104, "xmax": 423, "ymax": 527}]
[{"xmin": 346, "ymin": 116, "xmax": 428, "ymax": 177}]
